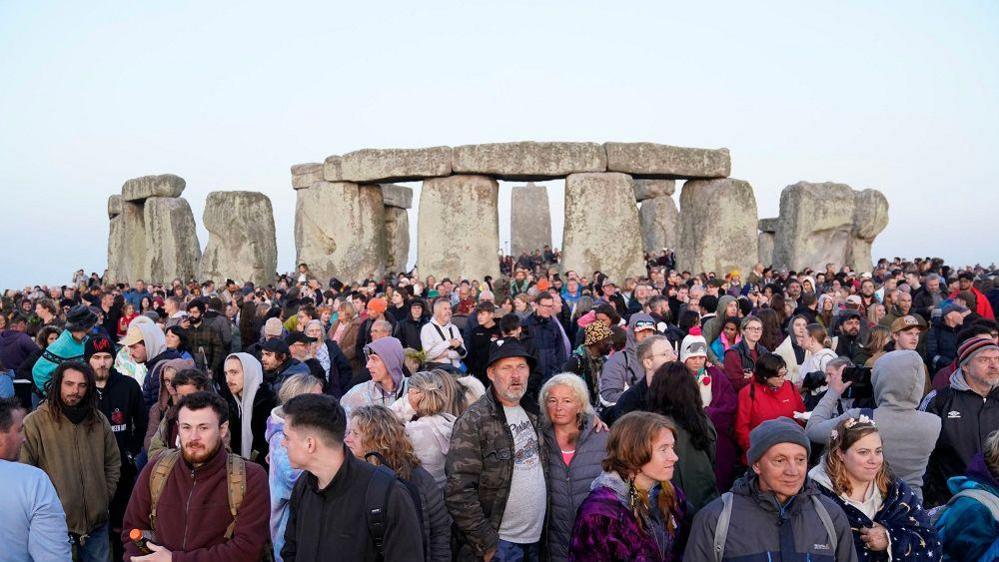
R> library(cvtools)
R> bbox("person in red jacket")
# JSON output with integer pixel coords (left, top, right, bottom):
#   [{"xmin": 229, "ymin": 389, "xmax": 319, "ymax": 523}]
[
  {"xmin": 121, "ymin": 391, "xmax": 270, "ymax": 562},
  {"xmin": 951, "ymin": 271, "xmax": 996, "ymax": 320},
  {"xmin": 734, "ymin": 353, "xmax": 806, "ymax": 464}
]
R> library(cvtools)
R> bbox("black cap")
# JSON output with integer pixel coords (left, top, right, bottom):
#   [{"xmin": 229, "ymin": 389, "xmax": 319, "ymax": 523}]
[
  {"xmin": 65, "ymin": 304, "xmax": 99, "ymax": 332},
  {"xmin": 487, "ymin": 339, "xmax": 536, "ymax": 369},
  {"xmin": 260, "ymin": 338, "xmax": 290, "ymax": 355},
  {"xmin": 286, "ymin": 332, "xmax": 317, "ymax": 346}
]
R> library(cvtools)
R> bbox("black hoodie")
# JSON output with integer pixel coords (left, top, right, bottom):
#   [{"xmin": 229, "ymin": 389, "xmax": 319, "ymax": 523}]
[{"xmin": 95, "ymin": 369, "xmax": 147, "ymax": 460}]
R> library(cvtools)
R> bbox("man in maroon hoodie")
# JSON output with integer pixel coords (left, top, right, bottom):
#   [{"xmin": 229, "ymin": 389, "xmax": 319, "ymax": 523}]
[{"xmin": 121, "ymin": 392, "xmax": 269, "ymax": 561}]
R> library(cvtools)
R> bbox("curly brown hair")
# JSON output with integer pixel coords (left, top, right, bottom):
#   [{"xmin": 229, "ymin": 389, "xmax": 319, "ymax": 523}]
[
  {"xmin": 824, "ymin": 417, "xmax": 891, "ymax": 498},
  {"xmin": 350, "ymin": 405, "xmax": 421, "ymax": 480}
]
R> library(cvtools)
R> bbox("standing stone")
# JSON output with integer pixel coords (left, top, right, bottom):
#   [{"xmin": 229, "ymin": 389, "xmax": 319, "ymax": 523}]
[
  {"xmin": 143, "ymin": 197, "xmax": 202, "ymax": 284},
  {"xmin": 677, "ymin": 179, "xmax": 759, "ymax": 276},
  {"xmin": 107, "ymin": 200, "xmax": 146, "ymax": 284},
  {"xmin": 291, "ymin": 163, "xmax": 324, "ymax": 190},
  {"xmin": 417, "ymin": 175, "xmax": 499, "ymax": 281},
  {"xmin": 848, "ymin": 189, "xmax": 890, "ymax": 271},
  {"xmin": 295, "ymin": 182, "xmax": 386, "ymax": 282},
  {"xmin": 108, "ymin": 195, "xmax": 122, "ymax": 219},
  {"xmin": 199, "ymin": 191, "xmax": 278, "ymax": 286},
  {"xmin": 633, "ymin": 179, "xmax": 676, "ymax": 202},
  {"xmin": 384, "ymin": 207, "xmax": 410, "ymax": 273},
  {"xmin": 122, "ymin": 174, "xmax": 186, "ymax": 201},
  {"xmin": 758, "ymin": 218, "xmax": 778, "ymax": 266},
  {"xmin": 562, "ymin": 173, "xmax": 645, "ymax": 282},
  {"xmin": 639, "ymin": 195, "xmax": 679, "ymax": 254},
  {"xmin": 380, "ymin": 184, "xmax": 413, "ymax": 209},
  {"xmin": 323, "ymin": 147, "xmax": 452, "ymax": 183},
  {"xmin": 510, "ymin": 183, "xmax": 552, "ymax": 257},
  {"xmin": 452, "ymin": 142, "xmax": 606, "ymax": 180},
  {"xmin": 605, "ymin": 143, "xmax": 731, "ymax": 179}
]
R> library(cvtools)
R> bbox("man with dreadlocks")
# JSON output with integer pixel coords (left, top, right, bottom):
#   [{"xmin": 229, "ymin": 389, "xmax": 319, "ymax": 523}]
[{"xmin": 20, "ymin": 361, "xmax": 121, "ymax": 562}]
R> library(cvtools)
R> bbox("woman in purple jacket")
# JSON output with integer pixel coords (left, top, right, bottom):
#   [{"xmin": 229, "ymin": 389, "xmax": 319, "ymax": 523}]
[{"xmin": 568, "ymin": 411, "xmax": 688, "ymax": 562}]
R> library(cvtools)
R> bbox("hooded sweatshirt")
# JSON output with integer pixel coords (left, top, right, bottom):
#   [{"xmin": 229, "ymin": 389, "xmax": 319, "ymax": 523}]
[
  {"xmin": 225, "ymin": 353, "xmax": 270, "ymax": 460},
  {"xmin": 703, "ymin": 296, "xmax": 737, "ymax": 363},
  {"xmin": 339, "ymin": 336, "xmax": 408, "ymax": 417},
  {"xmin": 806, "ymin": 350, "xmax": 941, "ymax": 500},
  {"xmin": 935, "ymin": 454, "xmax": 999, "ymax": 561},
  {"xmin": 599, "ymin": 313, "xmax": 654, "ymax": 407}
]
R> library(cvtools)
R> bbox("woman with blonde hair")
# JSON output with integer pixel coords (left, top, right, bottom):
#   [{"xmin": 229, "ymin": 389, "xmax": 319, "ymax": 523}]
[
  {"xmin": 403, "ymin": 369, "xmax": 467, "ymax": 486},
  {"xmin": 345, "ymin": 405, "xmax": 452, "ymax": 562},
  {"xmin": 328, "ymin": 301, "xmax": 362, "ymax": 374},
  {"xmin": 569, "ymin": 411, "xmax": 687, "ymax": 561},
  {"xmin": 863, "ymin": 326, "xmax": 892, "ymax": 368},
  {"xmin": 809, "ymin": 416, "xmax": 938, "ymax": 561}
]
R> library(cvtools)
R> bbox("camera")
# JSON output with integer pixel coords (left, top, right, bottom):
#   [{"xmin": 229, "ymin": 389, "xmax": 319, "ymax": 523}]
[{"xmin": 800, "ymin": 370, "xmax": 827, "ymax": 392}]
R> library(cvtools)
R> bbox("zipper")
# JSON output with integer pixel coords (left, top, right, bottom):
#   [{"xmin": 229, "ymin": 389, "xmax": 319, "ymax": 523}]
[
  {"xmin": 182, "ymin": 469, "xmax": 197, "ymax": 550},
  {"xmin": 75, "ymin": 424, "xmax": 91, "ymax": 532}
]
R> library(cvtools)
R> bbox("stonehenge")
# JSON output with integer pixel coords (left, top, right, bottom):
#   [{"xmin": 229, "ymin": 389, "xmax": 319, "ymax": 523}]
[{"xmin": 106, "ymin": 142, "xmax": 893, "ymax": 286}]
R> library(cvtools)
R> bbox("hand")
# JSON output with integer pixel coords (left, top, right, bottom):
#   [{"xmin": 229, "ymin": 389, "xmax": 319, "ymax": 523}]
[
  {"xmin": 449, "ymin": 338, "xmax": 461, "ymax": 348},
  {"xmin": 483, "ymin": 547, "xmax": 496, "ymax": 562},
  {"xmin": 134, "ymin": 542, "xmax": 172, "ymax": 561},
  {"xmin": 860, "ymin": 524, "xmax": 889, "ymax": 551},
  {"xmin": 827, "ymin": 365, "xmax": 852, "ymax": 395},
  {"xmin": 592, "ymin": 416, "xmax": 609, "ymax": 433}
]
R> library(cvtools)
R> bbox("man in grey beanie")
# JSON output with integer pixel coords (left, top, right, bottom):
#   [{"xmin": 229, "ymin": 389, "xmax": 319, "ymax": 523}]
[{"xmin": 684, "ymin": 417, "xmax": 858, "ymax": 561}]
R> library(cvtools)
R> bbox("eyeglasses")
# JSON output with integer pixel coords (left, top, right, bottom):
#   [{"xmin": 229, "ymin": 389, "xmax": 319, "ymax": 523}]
[{"xmin": 744, "ymin": 326, "xmax": 763, "ymax": 332}]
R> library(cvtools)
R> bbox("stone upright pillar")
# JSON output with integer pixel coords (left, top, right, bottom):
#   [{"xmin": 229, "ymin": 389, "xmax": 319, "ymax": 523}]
[
  {"xmin": 677, "ymin": 178, "xmax": 759, "ymax": 275},
  {"xmin": 848, "ymin": 189, "xmax": 889, "ymax": 272},
  {"xmin": 380, "ymin": 184, "xmax": 413, "ymax": 273},
  {"xmin": 107, "ymin": 198, "xmax": 146, "ymax": 284},
  {"xmin": 510, "ymin": 183, "xmax": 552, "ymax": 257},
  {"xmin": 635, "ymin": 180, "xmax": 678, "ymax": 254},
  {"xmin": 417, "ymin": 175, "xmax": 500, "ymax": 281},
  {"xmin": 143, "ymin": 197, "xmax": 202, "ymax": 284},
  {"xmin": 199, "ymin": 191, "xmax": 278, "ymax": 286},
  {"xmin": 562, "ymin": 173, "xmax": 645, "ymax": 281},
  {"xmin": 758, "ymin": 218, "xmax": 778, "ymax": 266},
  {"xmin": 295, "ymin": 181, "xmax": 386, "ymax": 282}
]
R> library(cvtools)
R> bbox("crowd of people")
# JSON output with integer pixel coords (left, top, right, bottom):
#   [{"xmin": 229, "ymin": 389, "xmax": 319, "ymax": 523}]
[{"xmin": 1, "ymin": 254, "xmax": 998, "ymax": 561}]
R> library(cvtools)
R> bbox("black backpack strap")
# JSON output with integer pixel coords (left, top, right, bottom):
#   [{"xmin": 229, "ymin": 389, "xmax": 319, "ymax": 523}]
[{"xmin": 365, "ymin": 462, "xmax": 397, "ymax": 556}]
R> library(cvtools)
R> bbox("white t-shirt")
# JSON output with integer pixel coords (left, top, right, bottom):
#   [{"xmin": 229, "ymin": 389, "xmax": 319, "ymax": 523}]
[{"xmin": 498, "ymin": 405, "xmax": 546, "ymax": 543}]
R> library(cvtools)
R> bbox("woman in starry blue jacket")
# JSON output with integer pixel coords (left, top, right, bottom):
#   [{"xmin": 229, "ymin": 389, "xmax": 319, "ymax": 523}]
[{"xmin": 809, "ymin": 416, "xmax": 941, "ymax": 561}]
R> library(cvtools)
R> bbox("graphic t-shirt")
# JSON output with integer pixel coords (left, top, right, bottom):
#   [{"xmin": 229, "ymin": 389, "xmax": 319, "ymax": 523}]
[{"xmin": 498, "ymin": 405, "xmax": 546, "ymax": 543}]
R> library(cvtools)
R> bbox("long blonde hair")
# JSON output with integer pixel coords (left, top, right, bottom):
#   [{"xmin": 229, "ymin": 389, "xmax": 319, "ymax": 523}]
[{"xmin": 350, "ymin": 405, "xmax": 421, "ymax": 480}]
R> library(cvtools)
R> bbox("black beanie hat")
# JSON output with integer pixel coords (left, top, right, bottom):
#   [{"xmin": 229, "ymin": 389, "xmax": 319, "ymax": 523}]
[{"xmin": 84, "ymin": 334, "xmax": 115, "ymax": 362}]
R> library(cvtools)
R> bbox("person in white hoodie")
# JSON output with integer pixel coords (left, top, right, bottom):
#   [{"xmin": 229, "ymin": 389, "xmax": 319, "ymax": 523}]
[
  {"xmin": 224, "ymin": 352, "xmax": 278, "ymax": 469},
  {"xmin": 403, "ymin": 369, "xmax": 468, "ymax": 487}
]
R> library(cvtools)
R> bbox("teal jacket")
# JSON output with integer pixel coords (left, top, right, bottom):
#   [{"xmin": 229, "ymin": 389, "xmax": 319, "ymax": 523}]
[
  {"xmin": 936, "ymin": 454, "xmax": 999, "ymax": 562},
  {"xmin": 31, "ymin": 330, "xmax": 86, "ymax": 395}
]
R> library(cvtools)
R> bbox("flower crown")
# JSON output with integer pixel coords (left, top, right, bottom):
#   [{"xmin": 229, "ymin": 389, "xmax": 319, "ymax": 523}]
[{"xmin": 829, "ymin": 414, "xmax": 875, "ymax": 441}]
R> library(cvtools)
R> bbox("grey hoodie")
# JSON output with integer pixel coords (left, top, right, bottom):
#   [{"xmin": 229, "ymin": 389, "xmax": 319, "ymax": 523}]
[
  {"xmin": 703, "ymin": 295, "xmax": 737, "ymax": 363},
  {"xmin": 598, "ymin": 313, "xmax": 654, "ymax": 406},
  {"xmin": 805, "ymin": 350, "xmax": 941, "ymax": 500}
]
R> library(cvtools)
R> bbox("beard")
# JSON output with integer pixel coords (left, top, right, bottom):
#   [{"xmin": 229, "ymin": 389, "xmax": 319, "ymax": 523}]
[{"xmin": 182, "ymin": 439, "xmax": 222, "ymax": 465}]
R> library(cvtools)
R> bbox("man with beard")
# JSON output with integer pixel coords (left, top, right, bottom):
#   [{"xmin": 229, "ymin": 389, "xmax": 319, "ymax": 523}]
[
  {"xmin": 20, "ymin": 361, "xmax": 120, "ymax": 561},
  {"xmin": 835, "ymin": 309, "xmax": 869, "ymax": 365},
  {"xmin": 122, "ymin": 392, "xmax": 270, "ymax": 561},
  {"xmin": 87, "ymin": 334, "xmax": 145, "ymax": 561},
  {"xmin": 183, "ymin": 299, "xmax": 225, "ymax": 386},
  {"xmin": 260, "ymin": 338, "xmax": 310, "ymax": 395}
]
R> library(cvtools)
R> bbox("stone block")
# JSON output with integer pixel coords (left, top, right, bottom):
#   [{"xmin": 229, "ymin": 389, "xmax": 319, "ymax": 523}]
[
  {"xmin": 143, "ymin": 197, "xmax": 202, "ymax": 283},
  {"xmin": 384, "ymin": 207, "xmax": 410, "ymax": 273},
  {"xmin": 758, "ymin": 218, "xmax": 779, "ymax": 233},
  {"xmin": 122, "ymin": 174, "xmax": 186, "ymax": 202},
  {"xmin": 108, "ymin": 194, "xmax": 122, "ymax": 218},
  {"xmin": 295, "ymin": 181, "xmax": 386, "ymax": 282},
  {"xmin": 562, "ymin": 173, "xmax": 645, "ymax": 282},
  {"xmin": 291, "ymin": 163, "xmax": 324, "ymax": 190},
  {"xmin": 417, "ymin": 175, "xmax": 499, "ymax": 281},
  {"xmin": 639, "ymin": 195, "xmax": 679, "ymax": 253},
  {"xmin": 323, "ymin": 147, "xmax": 452, "ymax": 183},
  {"xmin": 199, "ymin": 191, "xmax": 278, "ymax": 286},
  {"xmin": 677, "ymin": 178, "xmax": 759, "ymax": 275},
  {"xmin": 605, "ymin": 142, "xmax": 731, "ymax": 179},
  {"xmin": 633, "ymin": 179, "xmax": 676, "ymax": 202},
  {"xmin": 510, "ymin": 183, "xmax": 552, "ymax": 257},
  {"xmin": 759, "ymin": 231, "xmax": 775, "ymax": 266},
  {"xmin": 106, "ymin": 200, "xmax": 147, "ymax": 284},
  {"xmin": 451, "ymin": 142, "xmax": 606, "ymax": 180},
  {"xmin": 380, "ymin": 184, "xmax": 413, "ymax": 209}
]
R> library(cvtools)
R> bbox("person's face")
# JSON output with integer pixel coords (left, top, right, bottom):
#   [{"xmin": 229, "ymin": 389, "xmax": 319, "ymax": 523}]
[
  {"xmin": 791, "ymin": 318, "xmax": 807, "ymax": 339},
  {"xmin": 487, "ymin": 357, "xmax": 529, "ymax": 404},
  {"xmin": 639, "ymin": 428, "xmax": 679, "ymax": 483},
  {"xmin": 89, "ymin": 352, "xmax": 113, "ymax": 380},
  {"xmin": 34, "ymin": 303, "xmax": 45, "ymax": 318},
  {"xmin": 188, "ymin": 307, "xmax": 202, "ymax": 322},
  {"xmin": 305, "ymin": 324, "xmax": 323, "ymax": 341},
  {"xmin": 677, "ymin": 287, "xmax": 688, "ymax": 302},
  {"xmin": 927, "ymin": 278, "xmax": 940, "ymax": 292},
  {"xmin": 406, "ymin": 386, "xmax": 424, "ymax": 411},
  {"xmin": 434, "ymin": 303, "xmax": 452, "ymax": 324},
  {"xmin": 60, "ymin": 368, "xmax": 88, "ymax": 407},
  {"xmin": 753, "ymin": 443, "xmax": 808, "ymax": 502},
  {"xmin": 136, "ymin": 281, "xmax": 146, "ymax": 292},
  {"xmin": 595, "ymin": 313, "xmax": 612, "ymax": 326},
  {"xmin": 343, "ymin": 420, "xmax": 366, "ymax": 459},
  {"xmin": 410, "ymin": 305, "xmax": 424, "ymax": 320},
  {"xmin": 567, "ymin": 280, "xmax": 578, "ymax": 293},
  {"xmin": 893, "ymin": 328, "xmax": 920, "ymax": 351},
  {"xmin": 536, "ymin": 298, "xmax": 554, "ymax": 319},
  {"xmin": 476, "ymin": 310, "xmax": 493, "ymax": 326},
  {"xmin": 837, "ymin": 432, "xmax": 884, "ymax": 485},
  {"xmin": 545, "ymin": 384, "xmax": 582, "ymax": 427},
  {"xmin": 162, "ymin": 368, "xmax": 178, "ymax": 398},
  {"xmin": 896, "ymin": 293, "xmax": 912, "ymax": 313},
  {"xmin": 290, "ymin": 341, "xmax": 309, "ymax": 361},
  {"xmin": 725, "ymin": 300, "xmax": 739, "ymax": 317},
  {"xmin": 0, "ymin": 408, "xmax": 26, "ymax": 461},
  {"xmin": 261, "ymin": 350, "xmax": 280, "ymax": 371},
  {"xmin": 765, "ymin": 365, "xmax": 789, "ymax": 387},
  {"xmin": 165, "ymin": 329, "xmax": 181, "ymax": 349},
  {"xmin": 742, "ymin": 321, "xmax": 763, "ymax": 344},
  {"xmin": 366, "ymin": 352, "xmax": 389, "ymax": 383},
  {"xmin": 787, "ymin": 282, "xmax": 801, "ymax": 297},
  {"xmin": 723, "ymin": 322, "xmax": 739, "ymax": 342},
  {"xmin": 175, "ymin": 383, "xmax": 199, "ymax": 398},
  {"xmin": 643, "ymin": 339, "xmax": 675, "ymax": 375},
  {"xmin": 634, "ymin": 329, "xmax": 653, "ymax": 344},
  {"xmin": 297, "ymin": 310, "xmax": 312, "ymax": 327},
  {"xmin": 965, "ymin": 348, "xmax": 999, "ymax": 390},
  {"xmin": 959, "ymin": 278, "xmax": 972, "ymax": 291},
  {"xmin": 225, "ymin": 358, "xmax": 245, "ymax": 396},
  {"xmin": 128, "ymin": 341, "xmax": 148, "ymax": 364},
  {"xmin": 861, "ymin": 281, "xmax": 875, "ymax": 296},
  {"xmin": 370, "ymin": 326, "xmax": 390, "ymax": 340},
  {"xmin": 684, "ymin": 356, "xmax": 706, "ymax": 374},
  {"xmin": 391, "ymin": 292, "xmax": 404, "ymax": 306},
  {"xmin": 178, "ymin": 407, "xmax": 226, "ymax": 466},
  {"xmin": 842, "ymin": 318, "xmax": 861, "ymax": 336}
]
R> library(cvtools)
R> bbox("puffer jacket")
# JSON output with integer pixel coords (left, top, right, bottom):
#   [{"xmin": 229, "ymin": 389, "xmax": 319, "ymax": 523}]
[
  {"xmin": 936, "ymin": 454, "xmax": 999, "ymax": 562},
  {"xmin": 523, "ymin": 312, "xmax": 570, "ymax": 381},
  {"xmin": 599, "ymin": 313, "xmax": 654, "ymax": 406},
  {"xmin": 927, "ymin": 319, "xmax": 961, "ymax": 373},
  {"xmin": 19, "ymin": 402, "xmax": 121, "ymax": 535},
  {"xmin": 445, "ymin": 389, "xmax": 548, "ymax": 560},
  {"xmin": 411, "ymin": 464, "xmax": 453, "ymax": 562},
  {"xmin": 543, "ymin": 416, "xmax": 609, "ymax": 562},
  {"xmin": 683, "ymin": 474, "xmax": 858, "ymax": 562}
]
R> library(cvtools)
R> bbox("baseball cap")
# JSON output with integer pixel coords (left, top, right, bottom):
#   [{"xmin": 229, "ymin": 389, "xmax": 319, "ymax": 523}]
[
  {"xmin": 890, "ymin": 315, "xmax": 927, "ymax": 334},
  {"xmin": 118, "ymin": 324, "xmax": 145, "ymax": 347},
  {"xmin": 633, "ymin": 319, "xmax": 656, "ymax": 333}
]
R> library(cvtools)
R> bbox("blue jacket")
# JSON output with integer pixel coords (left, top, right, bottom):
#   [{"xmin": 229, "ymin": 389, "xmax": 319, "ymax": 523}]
[
  {"xmin": 0, "ymin": 460, "xmax": 71, "ymax": 561},
  {"xmin": 523, "ymin": 313, "xmax": 569, "ymax": 381},
  {"xmin": 936, "ymin": 454, "xmax": 999, "ymax": 562}
]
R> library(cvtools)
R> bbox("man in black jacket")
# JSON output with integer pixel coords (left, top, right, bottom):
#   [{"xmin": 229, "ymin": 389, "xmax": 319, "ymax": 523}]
[{"xmin": 281, "ymin": 393, "xmax": 422, "ymax": 561}]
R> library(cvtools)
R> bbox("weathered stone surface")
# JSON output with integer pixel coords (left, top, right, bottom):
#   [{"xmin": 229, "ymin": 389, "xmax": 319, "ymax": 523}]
[
  {"xmin": 758, "ymin": 218, "xmax": 779, "ymax": 233},
  {"xmin": 108, "ymin": 195, "xmax": 122, "ymax": 218},
  {"xmin": 562, "ymin": 173, "xmax": 645, "ymax": 282},
  {"xmin": 384, "ymin": 207, "xmax": 410, "ymax": 273},
  {"xmin": 291, "ymin": 163, "xmax": 324, "ymax": 190},
  {"xmin": 452, "ymin": 142, "xmax": 606, "ymax": 180},
  {"xmin": 677, "ymin": 178, "xmax": 758, "ymax": 275},
  {"xmin": 380, "ymin": 184, "xmax": 413, "ymax": 209},
  {"xmin": 633, "ymin": 179, "xmax": 676, "ymax": 202},
  {"xmin": 510, "ymin": 183, "xmax": 552, "ymax": 257},
  {"xmin": 772, "ymin": 182, "xmax": 889, "ymax": 272},
  {"xmin": 199, "ymin": 191, "xmax": 277, "ymax": 286},
  {"xmin": 143, "ymin": 198, "xmax": 201, "ymax": 283},
  {"xmin": 605, "ymin": 143, "xmax": 731, "ymax": 179},
  {"xmin": 759, "ymin": 232, "xmax": 775, "ymax": 266},
  {"xmin": 107, "ymin": 200, "xmax": 146, "ymax": 284},
  {"xmin": 418, "ymin": 175, "xmax": 499, "ymax": 281},
  {"xmin": 323, "ymin": 147, "xmax": 452, "ymax": 183},
  {"xmin": 122, "ymin": 174, "xmax": 185, "ymax": 201},
  {"xmin": 639, "ymin": 195, "xmax": 679, "ymax": 253},
  {"xmin": 295, "ymin": 182, "xmax": 386, "ymax": 282}
]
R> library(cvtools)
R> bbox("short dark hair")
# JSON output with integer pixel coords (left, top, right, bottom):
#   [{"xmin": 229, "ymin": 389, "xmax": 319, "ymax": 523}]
[
  {"xmin": 175, "ymin": 391, "xmax": 229, "ymax": 425},
  {"xmin": 475, "ymin": 301, "xmax": 496, "ymax": 315},
  {"xmin": 500, "ymin": 313, "xmax": 522, "ymax": 335},
  {"xmin": 535, "ymin": 291, "xmax": 554, "ymax": 303},
  {"xmin": 284, "ymin": 393, "xmax": 346, "ymax": 446},
  {"xmin": 186, "ymin": 299, "xmax": 207, "ymax": 314},
  {"xmin": 172, "ymin": 369, "xmax": 213, "ymax": 391},
  {"xmin": 0, "ymin": 397, "xmax": 24, "ymax": 433},
  {"xmin": 754, "ymin": 353, "xmax": 787, "ymax": 383},
  {"xmin": 298, "ymin": 305, "xmax": 317, "ymax": 319}
]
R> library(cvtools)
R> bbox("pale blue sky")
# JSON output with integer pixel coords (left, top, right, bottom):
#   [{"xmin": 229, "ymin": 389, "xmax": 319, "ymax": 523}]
[{"xmin": 1, "ymin": 1, "xmax": 996, "ymax": 289}]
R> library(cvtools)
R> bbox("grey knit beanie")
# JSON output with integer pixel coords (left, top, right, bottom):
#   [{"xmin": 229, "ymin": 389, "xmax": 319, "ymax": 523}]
[{"xmin": 747, "ymin": 417, "xmax": 811, "ymax": 466}]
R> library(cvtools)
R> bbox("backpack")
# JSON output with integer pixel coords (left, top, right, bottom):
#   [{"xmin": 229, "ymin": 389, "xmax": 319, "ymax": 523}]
[
  {"xmin": 148, "ymin": 449, "xmax": 273, "ymax": 561},
  {"xmin": 930, "ymin": 488, "xmax": 999, "ymax": 526},
  {"xmin": 364, "ymin": 452, "xmax": 426, "ymax": 560},
  {"xmin": 712, "ymin": 491, "xmax": 837, "ymax": 562}
]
